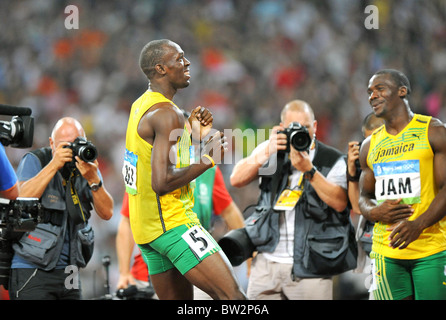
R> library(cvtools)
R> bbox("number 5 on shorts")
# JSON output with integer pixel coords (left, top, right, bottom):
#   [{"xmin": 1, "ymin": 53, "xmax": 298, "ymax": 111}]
[{"xmin": 182, "ymin": 225, "xmax": 216, "ymax": 258}]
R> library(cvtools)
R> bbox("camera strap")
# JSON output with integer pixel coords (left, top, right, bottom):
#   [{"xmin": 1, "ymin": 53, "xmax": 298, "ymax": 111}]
[
  {"xmin": 29, "ymin": 147, "xmax": 87, "ymax": 225},
  {"xmin": 270, "ymin": 152, "xmax": 286, "ymax": 206},
  {"xmin": 65, "ymin": 171, "xmax": 87, "ymax": 225}
]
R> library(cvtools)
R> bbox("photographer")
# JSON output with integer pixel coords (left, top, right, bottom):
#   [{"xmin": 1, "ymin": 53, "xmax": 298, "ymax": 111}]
[
  {"xmin": 8, "ymin": 117, "xmax": 113, "ymax": 300},
  {"xmin": 230, "ymin": 100, "xmax": 356, "ymax": 300},
  {"xmin": 347, "ymin": 113, "xmax": 384, "ymax": 215},
  {"xmin": 0, "ymin": 144, "xmax": 19, "ymax": 200},
  {"xmin": 347, "ymin": 113, "xmax": 384, "ymax": 278}
]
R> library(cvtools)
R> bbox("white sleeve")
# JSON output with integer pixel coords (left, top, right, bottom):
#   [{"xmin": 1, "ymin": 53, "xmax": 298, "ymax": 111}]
[{"xmin": 325, "ymin": 157, "xmax": 347, "ymax": 189}]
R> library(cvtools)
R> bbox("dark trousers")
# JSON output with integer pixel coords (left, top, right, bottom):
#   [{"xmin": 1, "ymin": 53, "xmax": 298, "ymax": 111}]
[{"xmin": 9, "ymin": 268, "xmax": 81, "ymax": 300}]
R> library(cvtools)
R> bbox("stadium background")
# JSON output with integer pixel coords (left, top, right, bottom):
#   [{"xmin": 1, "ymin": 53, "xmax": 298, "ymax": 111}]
[{"xmin": 1, "ymin": 0, "xmax": 445, "ymax": 299}]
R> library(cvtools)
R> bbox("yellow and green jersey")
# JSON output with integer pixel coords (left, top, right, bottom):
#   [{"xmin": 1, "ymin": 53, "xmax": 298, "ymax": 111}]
[
  {"xmin": 367, "ymin": 114, "xmax": 446, "ymax": 259},
  {"xmin": 123, "ymin": 91, "xmax": 199, "ymax": 244}
]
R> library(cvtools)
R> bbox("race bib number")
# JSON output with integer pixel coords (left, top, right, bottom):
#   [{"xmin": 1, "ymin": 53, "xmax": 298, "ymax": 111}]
[
  {"xmin": 182, "ymin": 225, "xmax": 216, "ymax": 258},
  {"xmin": 373, "ymin": 160, "xmax": 421, "ymax": 204},
  {"xmin": 123, "ymin": 149, "xmax": 138, "ymax": 195}
]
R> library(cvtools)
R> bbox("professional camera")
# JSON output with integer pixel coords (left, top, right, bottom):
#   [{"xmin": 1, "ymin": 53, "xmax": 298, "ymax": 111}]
[
  {"xmin": 0, "ymin": 104, "xmax": 34, "ymax": 148},
  {"xmin": 355, "ymin": 141, "xmax": 362, "ymax": 172},
  {"xmin": 65, "ymin": 136, "xmax": 98, "ymax": 164},
  {"xmin": 218, "ymin": 228, "xmax": 255, "ymax": 266},
  {"xmin": 116, "ymin": 285, "xmax": 156, "ymax": 300},
  {"xmin": 0, "ymin": 198, "xmax": 42, "ymax": 240},
  {"xmin": 0, "ymin": 198, "xmax": 42, "ymax": 289},
  {"xmin": 277, "ymin": 122, "xmax": 312, "ymax": 153}
]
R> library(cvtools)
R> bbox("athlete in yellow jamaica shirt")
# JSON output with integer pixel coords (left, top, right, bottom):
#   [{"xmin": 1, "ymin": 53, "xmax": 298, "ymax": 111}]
[
  {"xmin": 359, "ymin": 69, "xmax": 446, "ymax": 300},
  {"xmin": 124, "ymin": 39, "xmax": 246, "ymax": 300}
]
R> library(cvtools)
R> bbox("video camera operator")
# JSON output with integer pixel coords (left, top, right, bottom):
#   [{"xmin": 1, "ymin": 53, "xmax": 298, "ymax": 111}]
[
  {"xmin": 229, "ymin": 100, "xmax": 357, "ymax": 300},
  {"xmin": 8, "ymin": 117, "xmax": 113, "ymax": 300},
  {"xmin": 0, "ymin": 103, "xmax": 33, "ymax": 200}
]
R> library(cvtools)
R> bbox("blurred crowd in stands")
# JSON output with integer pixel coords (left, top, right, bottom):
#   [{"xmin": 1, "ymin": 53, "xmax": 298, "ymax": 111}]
[{"xmin": 1, "ymin": 0, "xmax": 445, "ymax": 299}]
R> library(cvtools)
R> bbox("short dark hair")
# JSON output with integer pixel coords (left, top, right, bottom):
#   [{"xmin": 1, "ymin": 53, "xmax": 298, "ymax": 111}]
[
  {"xmin": 374, "ymin": 69, "xmax": 412, "ymax": 96},
  {"xmin": 139, "ymin": 39, "xmax": 172, "ymax": 79}
]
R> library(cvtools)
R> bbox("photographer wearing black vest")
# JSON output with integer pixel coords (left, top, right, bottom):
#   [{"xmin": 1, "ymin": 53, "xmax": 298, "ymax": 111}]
[
  {"xmin": 9, "ymin": 117, "xmax": 113, "ymax": 300},
  {"xmin": 230, "ymin": 100, "xmax": 357, "ymax": 300}
]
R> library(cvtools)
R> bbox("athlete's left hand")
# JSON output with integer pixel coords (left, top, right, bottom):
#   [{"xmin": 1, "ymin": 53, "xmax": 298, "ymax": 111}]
[{"xmin": 387, "ymin": 219, "xmax": 423, "ymax": 249}]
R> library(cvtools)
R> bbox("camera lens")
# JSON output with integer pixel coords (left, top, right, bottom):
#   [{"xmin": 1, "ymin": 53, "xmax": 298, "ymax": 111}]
[
  {"xmin": 289, "ymin": 130, "xmax": 311, "ymax": 152},
  {"xmin": 218, "ymin": 228, "xmax": 255, "ymax": 266},
  {"xmin": 78, "ymin": 146, "xmax": 97, "ymax": 162}
]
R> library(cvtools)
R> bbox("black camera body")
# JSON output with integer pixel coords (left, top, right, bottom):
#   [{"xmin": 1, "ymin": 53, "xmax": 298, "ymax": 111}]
[
  {"xmin": 218, "ymin": 228, "xmax": 255, "ymax": 266},
  {"xmin": 65, "ymin": 137, "xmax": 98, "ymax": 165},
  {"xmin": 0, "ymin": 198, "xmax": 43, "ymax": 289},
  {"xmin": 116, "ymin": 285, "xmax": 156, "ymax": 300},
  {"xmin": 352, "ymin": 140, "xmax": 362, "ymax": 180},
  {"xmin": 277, "ymin": 122, "xmax": 312, "ymax": 153},
  {"xmin": 0, "ymin": 105, "xmax": 34, "ymax": 148},
  {"xmin": 0, "ymin": 198, "xmax": 43, "ymax": 239}
]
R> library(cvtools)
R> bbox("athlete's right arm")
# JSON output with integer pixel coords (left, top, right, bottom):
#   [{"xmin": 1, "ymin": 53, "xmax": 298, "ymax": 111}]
[
  {"xmin": 358, "ymin": 138, "xmax": 413, "ymax": 223},
  {"xmin": 140, "ymin": 105, "xmax": 221, "ymax": 196}
]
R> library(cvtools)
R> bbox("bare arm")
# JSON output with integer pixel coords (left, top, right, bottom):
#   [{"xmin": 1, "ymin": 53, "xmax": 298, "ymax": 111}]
[
  {"xmin": 1, "ymin": 183, "xmax": 18, "ymax": 200},
  {"xmin": 230, "ymin": 126, "xmax": 287, "ymax": 188},
  {"xmin": 220, "ymin": 201, "xmax": 245, "ymax": 230},
  {"xmin": 388, "ymin": 118, "xmax": 446, "ymax": 249},
  {"xmin": 358, "ymin": 137, "xmax": 413, "ymax": 223},
  {"xmin": 230, "ymin": 141, "xmax": 270, "ymax": 188},
  {"xmin": 20, "ymin": 142, "xmax": 113, "ymax": 220},
  {"xmin": 290, "ymin": 148, "xmax": 347, "ymax": 212},
  {"xmin": 74, "ymin": 156, "xmax": 114, "ymax": 220},
  {"xmin": 309, "ymin": 170, "xmax": 348, "ymax": 212},
  {"xmin": 141, "ymin": 104, "xmax": 224, "ymax": 196},
  {"xmin": 116, "ymin": 215, "xmax": 137, "ymax": 289},
  {"xmin": 19, "ymin": 142, "xmax": 72, "ymax": 198}
]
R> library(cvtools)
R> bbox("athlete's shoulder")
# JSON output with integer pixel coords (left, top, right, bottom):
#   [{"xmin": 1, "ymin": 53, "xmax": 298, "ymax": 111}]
[
  {"xmin": 414, "ymin": 113, "xmax": 432, "ymax": 124},
  {"xmin": 372, "ymin": 125, "xmax": 385, "ymax": 136}
]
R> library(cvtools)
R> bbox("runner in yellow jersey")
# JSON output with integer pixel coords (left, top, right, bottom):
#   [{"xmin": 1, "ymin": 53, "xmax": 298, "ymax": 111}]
[
  {"xmin": 123, "ymin": 39, "xmax": 246, "ymax": 300},
  {"xmin": 359, "ymin": 69, "xmax": 446, "ymax": 300}
]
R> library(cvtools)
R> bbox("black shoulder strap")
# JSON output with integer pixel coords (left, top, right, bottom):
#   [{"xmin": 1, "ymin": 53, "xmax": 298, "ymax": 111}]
[
  {"xmin": 269, "ymin": 152, "xmax": 287, "ymax": 206},
  {"xmin": 30, "ymin": 147, "xmax": 86, "ymax": 224},
  {"xmin": 29, "ymin": 147, "xmax": 52, "ymax": 168},
  {"xmin": 258, "ymin": 152, "xmax": 290, "ymax": 207}
]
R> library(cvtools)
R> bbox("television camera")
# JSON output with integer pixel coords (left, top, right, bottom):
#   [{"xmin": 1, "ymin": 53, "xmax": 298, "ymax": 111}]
[
  {"xmin": 0, "ymin": 104, "xmax": 34, "ymax": 148},
  {"xmin": 0, "ymin": 198, "xmax": 43, "ymax": 289}
]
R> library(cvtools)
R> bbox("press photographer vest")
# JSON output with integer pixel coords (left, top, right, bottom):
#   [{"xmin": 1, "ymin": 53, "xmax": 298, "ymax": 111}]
[
  {"xmin": 12, "ymin": 147, "xmax": 94, "ymax": 270},
  {"xmin": 246, "ymin": 140, "xmax": 357, "ymax": 278},
  {"xmin": 31, "ymin": 147, "xmax": 93, "ymax": 222}
]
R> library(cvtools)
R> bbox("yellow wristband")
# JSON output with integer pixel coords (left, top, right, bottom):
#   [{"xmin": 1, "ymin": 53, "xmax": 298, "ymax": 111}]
[{"xmin": 202, "ymin": 154, "xmax": 215, "ymax": 167}]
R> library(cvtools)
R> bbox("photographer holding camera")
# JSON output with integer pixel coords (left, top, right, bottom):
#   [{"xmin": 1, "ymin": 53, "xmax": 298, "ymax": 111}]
[
  {"xmin": 230, "ymin": 100, "xmax": 357, "ymax": 300},
  {"xmin": 8, "ymin": 117, "xmax": 113, "ymax": 300}
]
